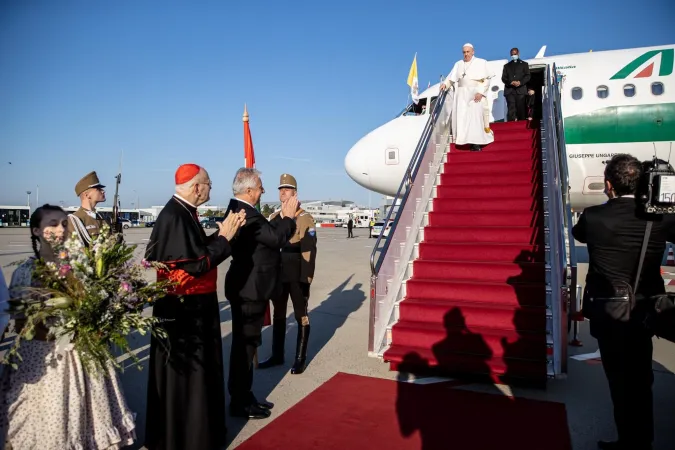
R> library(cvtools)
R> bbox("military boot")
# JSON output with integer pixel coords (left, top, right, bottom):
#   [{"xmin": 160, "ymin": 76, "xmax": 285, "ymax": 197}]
[{"xmin": 291, "ymin": 324, "xmax": 310, "ymax": 375}]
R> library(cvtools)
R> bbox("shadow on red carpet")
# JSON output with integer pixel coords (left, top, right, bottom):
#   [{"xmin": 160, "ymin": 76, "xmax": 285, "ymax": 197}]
[{"xmin": 235, "ymin": 372, "xmax": 571, "ymax": 450}]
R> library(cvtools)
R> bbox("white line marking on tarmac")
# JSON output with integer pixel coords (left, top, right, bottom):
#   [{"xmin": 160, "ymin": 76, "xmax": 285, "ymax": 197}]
[
  {"xmin": 406, "ymin": 376, "xmax": 456, "ymax": 385},
  {"xmin": 571, "ymin": 349, "xmax": 601, "ymax": 361}
]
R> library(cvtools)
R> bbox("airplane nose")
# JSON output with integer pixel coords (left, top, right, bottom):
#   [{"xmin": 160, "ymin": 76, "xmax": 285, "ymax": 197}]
[{"xmin": 344, "ymin": 141, "xmax": 371, "ymax": 189}]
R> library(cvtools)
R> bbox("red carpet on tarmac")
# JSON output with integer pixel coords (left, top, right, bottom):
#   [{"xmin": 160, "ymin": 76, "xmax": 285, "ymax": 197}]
[
  {"xmin": 236, "ymin": 372, "xmax": 572, "ymax": 450},
  {"xmin": 383, "ymin": 120, "xmax": 549, "ymax": 384}
]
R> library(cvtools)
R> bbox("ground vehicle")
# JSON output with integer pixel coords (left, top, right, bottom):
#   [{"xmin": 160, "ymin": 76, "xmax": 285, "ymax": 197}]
[
  {"xmin": 201, "ymin": 216, "xmax": 224, "ymax": 228},
  {"xmin": 371, "ymin": 221, "xmax": 392, "ymax": 238}
]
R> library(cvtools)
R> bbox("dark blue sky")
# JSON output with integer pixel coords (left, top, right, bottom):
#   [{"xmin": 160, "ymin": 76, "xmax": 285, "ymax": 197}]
[{"xmin": 1, "ymin": 0, "xmax": 673, "ymax": 208}]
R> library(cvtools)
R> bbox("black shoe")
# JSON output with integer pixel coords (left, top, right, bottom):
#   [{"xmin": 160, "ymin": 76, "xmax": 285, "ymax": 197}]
[
  {"xmin": 248, "ymin": 393, "xmax": 275, "ymax": 410},
  {"xmin": 256, "ymin": 399, "xmax": 274, "ymax": 410},
  {"xmin": 291, "ymin": 324, "xmax": 310, "ymax": 375},
  {"xmin": 470, "ymin": 144, "xmax": 481, "ymax": 152},
  {"xmin": 230, "ymin": 403, "xmax": 272, "ymax": 419},
  {"xmin": 257, "ymin": 355, "xmax": 283, "ymax": 369},
  {"xmin": 258, "ymin": 319, "xmax": 286, "ymax": 369}
]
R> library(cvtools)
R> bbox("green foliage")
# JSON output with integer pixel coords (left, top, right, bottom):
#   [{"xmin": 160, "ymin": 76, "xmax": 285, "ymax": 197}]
[{"xmin": 261, "ymin": 204, "xmax": 273, "ymax": 218}]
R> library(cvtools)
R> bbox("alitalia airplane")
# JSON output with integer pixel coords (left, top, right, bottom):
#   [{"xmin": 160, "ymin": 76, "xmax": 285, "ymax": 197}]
[{"xmin": 344, "ymin": 44, "xmax": 675, "ymax": 211}]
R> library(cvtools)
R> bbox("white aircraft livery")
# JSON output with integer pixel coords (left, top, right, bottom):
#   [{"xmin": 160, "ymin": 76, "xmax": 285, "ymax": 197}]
[{"xmin": 344, "ymin": 44, "xmax": 675, "ymax": 210}]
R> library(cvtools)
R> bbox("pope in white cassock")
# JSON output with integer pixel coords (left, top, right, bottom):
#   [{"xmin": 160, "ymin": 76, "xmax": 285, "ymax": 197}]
[{"xmin": 440, "ymin": 43, "xmax": 495, "ymax": 151}]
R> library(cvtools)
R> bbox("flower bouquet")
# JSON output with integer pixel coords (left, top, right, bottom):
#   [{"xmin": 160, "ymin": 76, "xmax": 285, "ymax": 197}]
[{"xmin": 2, "ymin": 224, "xmax": 174, "ymax": 374}]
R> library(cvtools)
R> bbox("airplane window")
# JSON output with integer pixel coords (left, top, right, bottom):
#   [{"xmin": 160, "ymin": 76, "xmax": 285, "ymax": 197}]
[
  {"xmin": 596, "ymin": 86, "xmax": 609, "ymax": 99},
  {"xmin": 403, "ymin": 98, "xmax": 427, "ymax": 116},
  {"xmin": 491, "ymin": 86, "xmax": 499, "ymax": 92},
  {"xmin": 386, "ymin": 147, "xmax": 399, "ymax": 165},
  {"xmin": 651, "ymin": 82, "xmax": 664, "ymax": 96},
  {"xmin": 571, "ymin": 87, "xmax": 582, "ymax": 100},
  {"xmin": 623, "ymin": 84, "xmax": 636, "ymax": 97}
]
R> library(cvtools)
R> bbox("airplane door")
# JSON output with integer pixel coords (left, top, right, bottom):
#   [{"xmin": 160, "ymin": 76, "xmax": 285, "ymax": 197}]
[{"xmin": 489, "ymin": 76, "xmax": 505, "ymax": 122}]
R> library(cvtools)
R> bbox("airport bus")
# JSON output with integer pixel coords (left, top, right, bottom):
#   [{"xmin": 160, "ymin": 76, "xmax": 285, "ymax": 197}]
[{"xmin": 0, "ymin": 206, "xmax": 29, "ymax": 227}]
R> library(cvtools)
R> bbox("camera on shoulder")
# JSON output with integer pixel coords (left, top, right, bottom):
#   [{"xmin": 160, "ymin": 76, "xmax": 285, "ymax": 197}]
[{"xmin": 638, "ymin": 155, "xmax": 675, "ymax": 215}]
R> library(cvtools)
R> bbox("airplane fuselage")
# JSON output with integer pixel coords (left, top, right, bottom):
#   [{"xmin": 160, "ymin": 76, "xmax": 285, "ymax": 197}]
[{"xmin": 345, "ymin": 44, "xmax": 675, "ymax": 211}]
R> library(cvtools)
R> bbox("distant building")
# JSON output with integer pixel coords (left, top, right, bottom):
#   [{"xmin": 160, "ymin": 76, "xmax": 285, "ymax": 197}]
[{"xmin": 0, "ymin": 198, "xmax": 383, "ymax": 227}]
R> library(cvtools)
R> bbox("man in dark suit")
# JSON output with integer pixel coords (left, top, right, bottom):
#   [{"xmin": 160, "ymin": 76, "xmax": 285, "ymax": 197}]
[
  {"xmin": 501, "ymin": 47, "xmax": 531, "ymax": 122},
  {"xmin": 572, "ymin": 154, "xmax": 675, "ymax": 450},
  {"xmin": 224, "ymin": 167, "xmax": 297, "ymax": 419}
]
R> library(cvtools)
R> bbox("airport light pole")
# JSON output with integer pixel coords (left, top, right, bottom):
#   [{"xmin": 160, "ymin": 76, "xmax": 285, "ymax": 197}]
[
  {"xmin": 133, "ymin": 189, "xmax": 139, "ymax": 209},
  {"xmin": 26, "ymin": 191, "xmax": 31, "ymax": 216}
]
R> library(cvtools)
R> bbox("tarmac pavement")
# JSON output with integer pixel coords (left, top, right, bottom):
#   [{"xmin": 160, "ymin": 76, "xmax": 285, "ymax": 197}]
[{"xmin": 0, "ymin": 227, "xmax": 674, "ymax": 449}]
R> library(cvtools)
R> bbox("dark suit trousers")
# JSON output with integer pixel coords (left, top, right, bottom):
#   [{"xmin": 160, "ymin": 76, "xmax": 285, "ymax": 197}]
[
  {"xmin": 228, "ymin": 296, "xmax": 267, "ymax": 407},
  {"xmin": 506, "ymin": 92, "xmax": 527, "ymax": 121},
  {"xmin": 596, "ymin": 325, "xmax": 654, "ymax": 446}
]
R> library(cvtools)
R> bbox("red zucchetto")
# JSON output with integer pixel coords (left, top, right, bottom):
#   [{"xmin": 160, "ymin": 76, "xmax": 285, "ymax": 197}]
[{"xmin": 175, "ymin": 164, "xmax": 201, "ymax": 185}]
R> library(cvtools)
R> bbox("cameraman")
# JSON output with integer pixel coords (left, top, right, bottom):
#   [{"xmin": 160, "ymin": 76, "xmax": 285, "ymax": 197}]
[{"xmin": 573, "ymin": 154, "xmax": 675, "ymax": 450}]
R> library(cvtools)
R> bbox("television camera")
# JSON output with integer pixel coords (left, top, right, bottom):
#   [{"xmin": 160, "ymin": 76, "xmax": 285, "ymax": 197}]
[{"xmin": 639, "ymin": 144, "xmax": 675, "ymax": 215}]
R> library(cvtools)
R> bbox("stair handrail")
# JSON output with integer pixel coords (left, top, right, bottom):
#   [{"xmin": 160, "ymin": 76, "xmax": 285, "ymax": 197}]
[
  {"xmin": 541, "ymin": 63, "xmax": 575, "ymax": 376},
  {"xmin": 369, "ymin": 89, "xmax": 449, "ymax": 277},
  {"xmin": 367, "ymin": 88, "xmax": 451, "ymax": 355},
  {"xmin": 552, "ymin": 64, "xmax": 579, "ymax": 320}
]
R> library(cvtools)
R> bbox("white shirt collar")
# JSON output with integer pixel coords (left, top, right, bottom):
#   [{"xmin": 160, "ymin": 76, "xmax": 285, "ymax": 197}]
[
  {"xmin": 173, "ymin": 193, "xmax": 197, "ymax": 209},
  {"xmin": 233, "ymin": 197, "xmax": 254, "ymax": 208}
]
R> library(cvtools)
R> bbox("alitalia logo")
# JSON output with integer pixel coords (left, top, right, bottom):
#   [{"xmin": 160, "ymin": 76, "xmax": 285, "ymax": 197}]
[{"xmin": 611, "ymin": 49, "xmax": 674, "ymax": 79}]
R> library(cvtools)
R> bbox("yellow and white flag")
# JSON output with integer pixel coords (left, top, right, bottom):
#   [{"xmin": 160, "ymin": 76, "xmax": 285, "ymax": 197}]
[{"xmin": 407, "ymin": 53, "xmax": 419, "ymax": 104}]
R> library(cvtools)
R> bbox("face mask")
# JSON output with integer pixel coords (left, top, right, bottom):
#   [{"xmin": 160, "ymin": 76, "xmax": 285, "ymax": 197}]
[{"xmin": 511, "ymin": 55, "xmax": 519, "ymax": 61}]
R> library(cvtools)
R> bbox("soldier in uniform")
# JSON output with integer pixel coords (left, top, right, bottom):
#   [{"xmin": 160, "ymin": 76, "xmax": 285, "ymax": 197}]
[
  {"xmin": 258, "ymin": 173, "xmax": 318, "ymax": 374},
  {"xmin": 66, "ymin": 171, "xmax": 110, "ymax": 246}
]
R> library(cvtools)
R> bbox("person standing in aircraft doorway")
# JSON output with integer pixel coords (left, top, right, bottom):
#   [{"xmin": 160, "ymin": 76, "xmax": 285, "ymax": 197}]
[{"xmin": 501, "ymin": 47, "xmax": 531, "ymax": 121}]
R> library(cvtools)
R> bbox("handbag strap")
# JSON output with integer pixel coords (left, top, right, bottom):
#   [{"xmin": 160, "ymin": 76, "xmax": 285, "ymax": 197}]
[{"xmin": 633, "ymin": 221, "xmax": 653, "ymax": 294}]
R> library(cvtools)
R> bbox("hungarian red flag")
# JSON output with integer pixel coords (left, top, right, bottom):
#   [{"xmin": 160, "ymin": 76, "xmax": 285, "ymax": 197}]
[
  {"xmin": 243, "ymin": 104, "xmax": 256, "ymax": 170},
  {"xmin": 243, "ymin": 105, "xmax": 272, "ymax": 326}
]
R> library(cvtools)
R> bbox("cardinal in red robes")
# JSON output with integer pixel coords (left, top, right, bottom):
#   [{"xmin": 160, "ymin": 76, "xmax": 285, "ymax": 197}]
[{"xmin": 144, "ymin": 164, "xmax": 245, "ymax": 450}]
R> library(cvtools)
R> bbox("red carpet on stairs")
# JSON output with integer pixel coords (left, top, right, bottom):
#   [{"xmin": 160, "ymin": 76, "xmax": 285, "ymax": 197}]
[
  {"xmin": 383, "ymin": 120, "xmax": 548, "ymax": 384},
  {"xmin": 236, "ymin": 372, "xmax": 572, "ymax": 450}
]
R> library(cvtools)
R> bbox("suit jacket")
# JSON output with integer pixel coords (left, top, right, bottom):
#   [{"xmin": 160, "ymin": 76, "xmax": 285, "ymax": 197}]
[
  {"xmin": 572, "ymin": 197, "xmax": 675, "ymax": 300},
  {"xmin": 501, "ymin": 60, "xmax": 531, "ymax": 95},
  {"xmin": 224, "ymin": 199, "xmax": 295, "ymax": 302}
]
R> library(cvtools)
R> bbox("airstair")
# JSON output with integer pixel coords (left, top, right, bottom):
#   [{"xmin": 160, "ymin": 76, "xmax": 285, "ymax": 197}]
[{"xmin": 368, "ymin": 65, "xmax": 578, "ymax": 384}]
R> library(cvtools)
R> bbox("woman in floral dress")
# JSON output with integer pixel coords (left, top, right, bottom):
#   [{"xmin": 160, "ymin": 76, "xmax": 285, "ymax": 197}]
[{"xmin": 0, "ymin": 204, "xmax": 136, "ymax": 450}]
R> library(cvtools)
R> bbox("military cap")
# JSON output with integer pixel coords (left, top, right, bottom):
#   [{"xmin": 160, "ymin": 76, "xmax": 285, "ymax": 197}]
[
  {"xmin": 278, "ymin": 173, "xmax": 297, "ymax": 190},
  {"xmin": 75, "ymin": 171, "xmax": 106, "ymax": 197}
]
